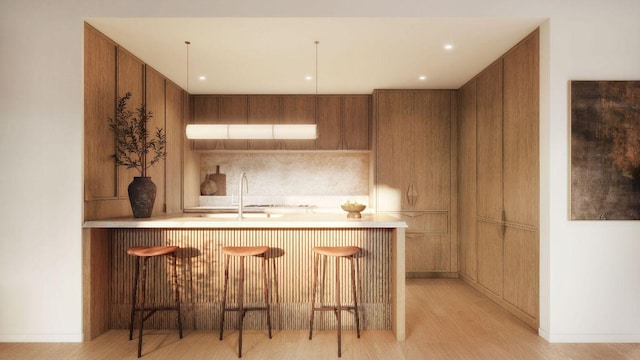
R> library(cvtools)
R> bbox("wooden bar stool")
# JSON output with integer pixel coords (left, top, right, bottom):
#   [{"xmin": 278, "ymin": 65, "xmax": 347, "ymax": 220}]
[
  {"xmin": 309, "ymin": 246, "xmax": 361, "ymax": 357},
  {"xmin": 127, "ymin": 246, "xmax": 183, "ymax": 358},
  {"xmin": 219, "ymin": 246, "xmax": 272, "ymax": 358}
]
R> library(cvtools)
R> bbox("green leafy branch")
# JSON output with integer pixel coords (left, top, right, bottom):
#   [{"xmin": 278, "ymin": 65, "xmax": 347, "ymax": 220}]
[{"xmin": 108, "ymin": 92, "xmax": 167, "ymax": 177}]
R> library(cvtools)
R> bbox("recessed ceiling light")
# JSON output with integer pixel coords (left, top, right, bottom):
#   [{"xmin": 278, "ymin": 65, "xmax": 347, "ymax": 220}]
[
  {"xmin": 198, "ymin": 75, "xmax": 207, "ymax": 81},
  {"xmin": 305, "ymin": 75, "xmax": 313, "ymax": 81},
  {"xmin": 418, "ymin": 75, "xmax": 427, "ymax": 81},
  {"xmin": 444, "ymin": 44, "xmax": 454, "ymax": 51}
]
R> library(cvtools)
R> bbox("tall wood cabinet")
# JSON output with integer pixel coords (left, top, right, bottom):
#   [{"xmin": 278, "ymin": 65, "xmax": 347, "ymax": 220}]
[
  {"xmin": 457, "ymin": 29, "xmax": 539, "ymax": 328},
  {"xmin": 374, "ymin": 90, "xmax": 457, "ymax": 274}
]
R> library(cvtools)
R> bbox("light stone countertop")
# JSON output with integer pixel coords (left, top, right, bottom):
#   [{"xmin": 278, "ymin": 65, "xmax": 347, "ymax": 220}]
[{"xmin": 83, "ymin": 212, "xmax": 408, "ymax": 229}]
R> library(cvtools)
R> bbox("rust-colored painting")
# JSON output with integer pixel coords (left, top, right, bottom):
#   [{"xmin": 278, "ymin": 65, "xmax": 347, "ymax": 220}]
[{"xmin": 571, "ymin": 81, "xmax": 640, "ymax": 220}]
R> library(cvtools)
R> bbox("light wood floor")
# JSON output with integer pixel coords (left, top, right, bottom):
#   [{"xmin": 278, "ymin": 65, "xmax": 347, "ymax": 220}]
[{"xmin": 2, "ymin": 279, "xmax": 639, "ymax": 359}]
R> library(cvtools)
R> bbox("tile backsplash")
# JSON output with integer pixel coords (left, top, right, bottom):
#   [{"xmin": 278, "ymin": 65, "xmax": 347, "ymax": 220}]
[{"xmin": 199, "ymin": 152, "xmax": 370, "ymax": 207}]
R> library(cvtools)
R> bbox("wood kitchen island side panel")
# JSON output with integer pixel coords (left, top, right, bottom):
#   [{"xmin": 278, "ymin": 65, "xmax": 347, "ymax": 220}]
[{"xmin": 107, "ymin": 228, "xmax": 393, "ymax": 332}]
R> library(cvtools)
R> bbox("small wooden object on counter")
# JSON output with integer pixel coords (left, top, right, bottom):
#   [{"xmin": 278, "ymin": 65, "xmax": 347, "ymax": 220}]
[
  {"xmin": 309, "ymin": 246, "xmax": 361, "ymax": 357},
  {"xmin": 209, "ymin": 165, "xmax": 226, "ymax": 196},
  {"xmin": 127, "ymin": 246, "xmax": 183, "ymax": 358},
  {"xmin": 219, "ymin": 246, "xmax": 272, "ymax": 358}
]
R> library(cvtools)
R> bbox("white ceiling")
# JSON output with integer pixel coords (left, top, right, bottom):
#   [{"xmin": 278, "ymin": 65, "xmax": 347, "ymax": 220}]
[{"xmin": 85, "ymin": 17, "xmax": 543, "ymax": 95}]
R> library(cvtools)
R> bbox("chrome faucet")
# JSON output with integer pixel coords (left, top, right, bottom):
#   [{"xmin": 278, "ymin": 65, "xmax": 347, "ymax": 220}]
[{"xmin": 238, "ymin": 172, "xmax": 248, "ymax": 219}]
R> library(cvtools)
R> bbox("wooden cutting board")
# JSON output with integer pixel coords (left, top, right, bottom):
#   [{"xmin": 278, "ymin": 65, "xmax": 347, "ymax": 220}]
[{"xmin": 208, "ymin": 165, "xmax": 226, "ymax": 196}]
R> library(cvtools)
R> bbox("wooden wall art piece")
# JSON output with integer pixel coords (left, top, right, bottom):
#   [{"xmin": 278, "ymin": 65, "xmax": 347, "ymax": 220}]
[{"xmin": 571, "ymin": 81, "xmax": 640, "ymax": 220}]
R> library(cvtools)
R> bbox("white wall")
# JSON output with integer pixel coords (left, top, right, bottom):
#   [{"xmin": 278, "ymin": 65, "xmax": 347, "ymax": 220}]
[{"xmin": 1, "ymin": 0, "xmax": 639, "ymax": 343}]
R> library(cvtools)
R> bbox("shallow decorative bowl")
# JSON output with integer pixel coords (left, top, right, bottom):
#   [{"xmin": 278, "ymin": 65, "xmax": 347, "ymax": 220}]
[{"xmin": 341, "ymin": 204, "xmax": 366, "ymax": 219}]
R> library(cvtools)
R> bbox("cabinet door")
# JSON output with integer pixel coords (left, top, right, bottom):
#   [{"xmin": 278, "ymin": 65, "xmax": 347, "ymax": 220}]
[
  {"xmin": 219, "ymin": 96, "xmax": 248, "ymax": 150},
  {"xmin": 406, "ymin": 233, "xmax": 450, "ymax": 272},
  {"xmin": 477, "ymin": 221, "xmax": 503, "ymax": 296},
  {"xmin": 458, "ymin": 80, "xmax": 478, "ymax": 280},
  {"xmin": 476, "ymin": 60, "xmax": 504, "ymax": 222},
  {"xmin": 343, "ymin": 95, "xmax": 370, "ymax": 150},
  {"xmin": 503, "ymin": 31, "xmax": 539, "ymax": 228},
  {"xmin": 503, "ymin": 31, "xmax": 539, "ymax": 320},
  {"xmin": 316, "ymin": 95, "xmax": 342, "ymax": 150},
  {"xmin": 192, "ymin": 95, "xmax": 220, "ymax": 150},
  {"xmin": 376, "ymin": 91, "xmax": 413, "ymax": 211},
  {"xmin": 248, "ymin": 95, "xmax": 280, "ymax": 150},
  {"xmin": 413, "ymin": 91, "xmax": 451, "ymax": 210},
  {"xmin": 281, "ymin": 95, "xmax": 316, "ymax": 150},
  {"xmin": 504, "ymin": 227, "xmax": 538, "ymax": 317},
  {"xmin": 145, "ymin": 66, "xmax": 166, "ymax": 216}
]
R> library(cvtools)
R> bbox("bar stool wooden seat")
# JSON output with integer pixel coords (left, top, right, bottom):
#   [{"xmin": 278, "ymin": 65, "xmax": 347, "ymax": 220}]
[
  {"xmin": 309, "ymin": 246, "xmax": 361, "ymax": 357},
  {"xmin": 127, "ymin": 245, "xmax": 183, "ymax": 358},
  {"xmin": 219, "ymin": 246, "xmax": 272, "ymax": 358}
]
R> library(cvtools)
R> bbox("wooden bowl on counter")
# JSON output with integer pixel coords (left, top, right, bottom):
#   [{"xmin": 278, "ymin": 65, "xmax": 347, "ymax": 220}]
[{"xmin": 341, "ymin": 203, "xmax": 366, "ymax": 219}]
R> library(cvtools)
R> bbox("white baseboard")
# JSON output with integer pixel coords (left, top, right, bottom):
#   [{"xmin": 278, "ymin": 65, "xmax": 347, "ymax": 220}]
[
  {"xmin": 539, "ymin": 328, "xmax": 640, "ymax": 343},
  {"xmin": 0, "ymin": 334, "xmax": 83, "ymax": 343}
]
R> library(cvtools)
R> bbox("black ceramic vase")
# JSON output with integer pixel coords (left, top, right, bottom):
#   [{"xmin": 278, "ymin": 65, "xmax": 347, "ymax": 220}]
[{"xmin": 128, "ymin": 176, "xmax": 157, "ymax": 218}]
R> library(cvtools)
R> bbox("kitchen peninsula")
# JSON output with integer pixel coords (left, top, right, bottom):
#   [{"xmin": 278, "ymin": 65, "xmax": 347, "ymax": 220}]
[{"xmin": 83, "ymin": 213, "xmax": 407, "ymax": 341}]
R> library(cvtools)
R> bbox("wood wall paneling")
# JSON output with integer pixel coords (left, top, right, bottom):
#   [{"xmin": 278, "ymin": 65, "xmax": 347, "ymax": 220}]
[
  {"xmin": 183, "ymin": 93, "xmax": 201, "ymax": 209},
  {"xmin": 116, "ymin": 48, "xmax": 145, "ymax": 199},
  {"xmin": 165, "ymin": 81, "xmax": 183, "ymax": 213},
  {"xmin": 144, "ymin": 66, "xmax": 167, "ymax": 215},
  {"xmin": 82, "ymin": 228, "xmax": 112, "ymax": 340},
  {"xmin": 84, "ymin": 24, "xmax": 117, "ymax": 201},
  {"xmin": 108, "ymin": 228, "xmax": 393, "ymax": 331},
  {"xmin": 457, "ymin": 80, "xmax": 478, "ymax": 280}
]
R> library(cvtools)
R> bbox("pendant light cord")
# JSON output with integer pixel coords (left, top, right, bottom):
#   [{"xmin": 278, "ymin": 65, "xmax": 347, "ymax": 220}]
[
  {"xmin": 314, "ymin": 40, "xmax": 319, "ymax": 95},
  {"xmin": 185, "ymin": 41, "xmax": 190, "ymax": 93}
]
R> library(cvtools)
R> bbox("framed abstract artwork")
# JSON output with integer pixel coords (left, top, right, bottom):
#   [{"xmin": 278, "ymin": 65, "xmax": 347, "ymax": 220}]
[{"xmin": 571, "ymin": 81, "xmax": 640, "ymax": 220}]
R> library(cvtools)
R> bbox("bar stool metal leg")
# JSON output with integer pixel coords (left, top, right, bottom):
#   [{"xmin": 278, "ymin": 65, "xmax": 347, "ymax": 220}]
[
  {"xmin": 350, "ymin": 256, "xmax": 360, "ymax": 339},
  {"xmin": 309, "ymin": 252, "xmax": 319, "ymax": 340},
  {"xmin": 137, "ymin": 257, "xmax": 148, "ymax": 358},
  {"xmin": 262, "ymin": 255, "xmax": 272, "ymax": 339},
  {"xmin": 129, "ymin": 256, "xmax": 140, "ymax": 341},
  {"xmin": 172, "ymin": 253, "xmax": 184, "ymax": 339},
  {"xmin": 335, "ymin": 255, "xmax": 342, "ymax": 357},
  {"xmin": 219, "ymin": 254, "xmax": 230, "ymax": 341}
]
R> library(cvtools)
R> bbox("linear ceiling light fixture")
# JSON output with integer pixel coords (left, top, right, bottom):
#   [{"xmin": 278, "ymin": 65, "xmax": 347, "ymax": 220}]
[{"xmin": 185, "ymin": 41, "xmax": 318, "ymax": 140}]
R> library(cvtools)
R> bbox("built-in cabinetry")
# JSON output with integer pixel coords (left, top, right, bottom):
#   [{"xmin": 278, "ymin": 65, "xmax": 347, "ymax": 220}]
[
  {"xmin": 457, "ymin": 29, "xmax": 539, "ymax": 328},
  {"xmin": 373, "ymin": 90, "xmax": 457, "ymax": 275},
  {"xmin": 191, "ymin": 94, "xmax": 370, "ymax": 151},
  {"xmin": 84, "ymin": 23, "xmax": 189, "ymax": 220}
]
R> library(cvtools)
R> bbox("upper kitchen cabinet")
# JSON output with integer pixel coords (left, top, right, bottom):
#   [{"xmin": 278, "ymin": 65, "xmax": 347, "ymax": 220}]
[
  {"xmin": 281, "ymin": 95, "xmax": 316, "ymax": 150},
  {"xmin": 374, "ymin": 89, "xmax": 457, "ymax": 274},
  {"xmin": 190, "ymin": 94, "xmax": 369, "ymax": 151},
  {"xmin": 192, "ymin": 95, "xmax": 248, "ymax": 150},
  {"xmin": 317, "ymin": 95, "xmax": 370, "ymax": 150}
]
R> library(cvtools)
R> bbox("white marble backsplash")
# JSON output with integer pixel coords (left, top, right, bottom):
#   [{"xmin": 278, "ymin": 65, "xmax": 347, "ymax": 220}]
[{"xmin": 199, "ymin": 152, "xmax": 370, "ymax": 207}]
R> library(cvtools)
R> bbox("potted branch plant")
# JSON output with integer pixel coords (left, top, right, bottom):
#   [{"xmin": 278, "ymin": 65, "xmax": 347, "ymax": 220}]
[{"xmin": 108, "ymin": 92, "xmax": 167, "ymax": 218}]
